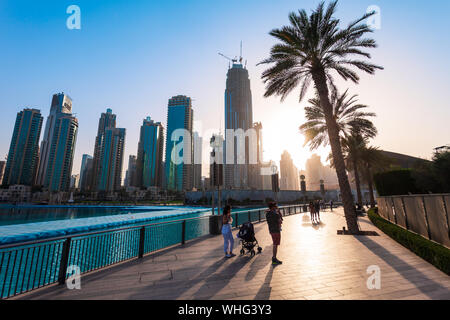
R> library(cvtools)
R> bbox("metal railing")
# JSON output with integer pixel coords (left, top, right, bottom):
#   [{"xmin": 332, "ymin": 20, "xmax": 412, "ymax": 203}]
[
  {"xmin": 377, "ymin": 194, "xmax": 450, "ymax": 248},
  {"xmin": 0, "ymin": 204, "xmax": 305, "ymax": 299}
]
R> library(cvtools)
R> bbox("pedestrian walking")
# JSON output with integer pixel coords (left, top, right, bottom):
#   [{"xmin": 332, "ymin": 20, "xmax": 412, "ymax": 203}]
[
  {"xmin": 309, "ymin": 201, "xmax": 315, "ymax": 222},
  {"xmin": 314, "ymin": 200, "xmax": 321, "ymax": 222}
]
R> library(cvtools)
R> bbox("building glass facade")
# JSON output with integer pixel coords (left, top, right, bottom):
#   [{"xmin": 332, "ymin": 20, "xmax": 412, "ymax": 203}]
[{"xmin": 3, "ymin": 109, "xmax": 43, "ymax": 187}]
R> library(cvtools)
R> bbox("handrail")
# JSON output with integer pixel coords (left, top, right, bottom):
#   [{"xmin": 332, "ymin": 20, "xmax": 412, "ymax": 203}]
[
  {"xmin": 0, "ymin": 204, "xmax": 305, "ymax": 299},
  {"xmin": 0, "ymin": 205, "xmax": 294, "ymax": 250}
]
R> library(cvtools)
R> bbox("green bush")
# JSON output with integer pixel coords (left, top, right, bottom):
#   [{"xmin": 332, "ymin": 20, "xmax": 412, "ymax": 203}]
[
  {"xmin": 368, "ymin": 208, "xmax": 450, "ymax": 275},
  {"xmin": 373, "ymin": 169, "xmax": 418, "ymax": 196}
]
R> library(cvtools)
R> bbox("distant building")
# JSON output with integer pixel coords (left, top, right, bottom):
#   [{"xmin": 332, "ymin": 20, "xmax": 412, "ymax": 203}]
[
  {"xmin": 70, "ymin": 174, "xmax": 80, "ymax": 189},
  {"xmin": 43, "ymin": 115, "xmax": 78, "ymax": 192},
  {"xmin": 0, "ymin": 161, "xmax": 5, "ymax": 185},
  {"xmin": 37, "ymin": 93, "xmax": 73, "ymax": 187},
  {"xmin": 261, "ymin": 161, "xmax": 278, "ymax": 191},
  {"xmin": 248, "ymin": 122, "xmax": 264, "ymax": 190},
  {"xmin": 124, "ymin": 155, "xmax": 137, "ymax": 187},
  {"xmin": 209, "ymin": 133, "xmax": 224, "ymax": 189},
  {"xmin": 136, "ymin": 117, "xmax": 164, "ymax": 188},
  {"xmin": 92, "ymin": 108, "xmax": 117, "ymax": 190},
  {"xmin": 0, "ymin": 185, "xmax": 31, "ymax": 203},
  {"xmin": 224, "ymin": 61, "xmax": 253, "ymax": 189},
  {"xmin": 165, "ymin": 95, "xmax": 194, "ymax": 192},
  {"xmin": 96, "ymin": 127, "xmax": 126, "ymax": 192},
  {"xmin": 280, "ymin": 151, "xmax": 299, "ymax": 191},
  {"xmin": 3, "ymin": 109, "xmax": 43, "ymax": 187},
  {"xmin": 193, "ymin": 132, "xmax": 202, "ymax": 190},
  {"xmin": 380, "ymin": 150, "xmax": 429, "ymax": 169},
  {"xmin": 79, "ymin": 154, "xmax": 93, "ymax": 191},
  {"xmin": 304, "ymin": 154, "xmax": 338, "ymax": 191}
]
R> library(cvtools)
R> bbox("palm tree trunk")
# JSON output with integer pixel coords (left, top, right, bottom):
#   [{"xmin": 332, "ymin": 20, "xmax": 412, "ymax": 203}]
[
  {"xmin": 366, "ymin": 165, "xmax": 376, "ymax": 208},
  {"xmin": 312, "ymin": 68, "xmax": 359, "ymax": 233},
  {"xmin": 352, "ymin": 157, "xmax": 362, "ymax": 207}
]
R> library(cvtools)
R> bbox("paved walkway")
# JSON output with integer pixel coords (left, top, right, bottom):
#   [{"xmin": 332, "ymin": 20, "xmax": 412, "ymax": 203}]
[{"xmin": 18, "ymin": 208, "xmax": 450, "ymax": 300}]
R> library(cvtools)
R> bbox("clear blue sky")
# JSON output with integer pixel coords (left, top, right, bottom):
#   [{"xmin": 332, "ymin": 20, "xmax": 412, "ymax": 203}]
[{"xmin": 1, "ymin": 0, "xmax": 449, "ymax": 177}]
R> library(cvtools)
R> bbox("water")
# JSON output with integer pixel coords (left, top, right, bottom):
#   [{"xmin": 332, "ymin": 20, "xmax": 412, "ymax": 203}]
[
  {"xmin": 0, "ymin": 204, "xmax": 285, "ymax": 298},
  {"xmin": 0, "ymin": 205, "xmax": 174, "ymax": 226},
  {"xmin": 0, "ymin": 205, "xmax": 213, "ymax": 245}
]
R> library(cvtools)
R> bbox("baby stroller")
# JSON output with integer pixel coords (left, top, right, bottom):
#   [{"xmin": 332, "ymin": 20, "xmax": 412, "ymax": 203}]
[{"xmin": 237, "ymin": 221, "xmax": 262, "ymax": 257}]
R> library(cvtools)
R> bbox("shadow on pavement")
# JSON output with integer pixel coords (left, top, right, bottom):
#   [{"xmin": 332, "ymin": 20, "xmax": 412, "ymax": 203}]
[{"xmin": 354, "ymin": 236, "xmax": 450, "ymax": 298}]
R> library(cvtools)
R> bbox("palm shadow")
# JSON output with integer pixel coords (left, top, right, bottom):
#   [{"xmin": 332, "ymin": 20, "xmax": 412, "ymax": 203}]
[{"xmin": 354, "ymin": 236, "xmax": 450, "ymax": 298}]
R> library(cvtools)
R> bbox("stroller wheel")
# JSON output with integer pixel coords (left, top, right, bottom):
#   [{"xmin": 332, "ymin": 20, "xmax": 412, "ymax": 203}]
[
  {"xmin": 257, "ymin": 247, "xmax": 262, "ymax": 253},
  {"xmin": 240, "ymin": 249, "xmax": 245, "ymax": 256},
  {"xmin": 250, "ymin": 250, "xmax": 255, "ymax": 257}
]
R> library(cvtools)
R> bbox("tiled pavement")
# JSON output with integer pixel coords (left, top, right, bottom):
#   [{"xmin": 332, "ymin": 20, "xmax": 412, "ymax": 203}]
[{"xmin": 17, "ymin": 208, "xmax": 450, "ymax": 300}]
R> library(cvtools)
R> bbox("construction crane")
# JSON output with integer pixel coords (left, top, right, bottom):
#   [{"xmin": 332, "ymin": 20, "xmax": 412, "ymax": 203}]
[
  {"xmin": 218, "ymin": 53, "xmax": 238, "ymax": 64},
  {"xmin": 219, "ymin": 41, "xmax": 246, "ymax": 67}
]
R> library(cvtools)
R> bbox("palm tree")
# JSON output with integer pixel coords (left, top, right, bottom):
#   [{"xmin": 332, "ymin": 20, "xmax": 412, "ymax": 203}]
[
  {"xmin": 359, "ymin": 146, "xmax": 390, "ymax": 208},
  {"xmin": 300, "ymin": 88, "xmax": 377, "ymax": 149},
  {"xmin": 341, "ymin": 134, "xmax": 368, "ymax": 208},
  {"xmin": 259, "ymin": 1, "xmax": 382, "ymax": 233},
  {"xmin": 301, "ymin": 89, "xmax": 377, "ymax": 209}
]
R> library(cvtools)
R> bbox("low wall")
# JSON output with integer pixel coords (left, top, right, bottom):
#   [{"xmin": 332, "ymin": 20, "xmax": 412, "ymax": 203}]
[
  {"xmin": 377, "ymin": 194, "xmax": 450, "ymax": 248},
  {"xmin": 185, "ymin": 189, "xmax": 340, "ymax": 204}
]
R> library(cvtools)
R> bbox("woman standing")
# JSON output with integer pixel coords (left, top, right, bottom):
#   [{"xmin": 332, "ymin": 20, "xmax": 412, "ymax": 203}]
[
  {"xmin": 309, "ymin": 201, "xmax": 316, "ymax": 223},
  {"xmin": 222, "ymin": 205, "xmax": 235, "ymax": 258}
]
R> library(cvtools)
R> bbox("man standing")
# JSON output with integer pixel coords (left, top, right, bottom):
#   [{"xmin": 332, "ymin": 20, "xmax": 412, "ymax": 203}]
[
  {"xmin": 314, "ymin": 200, "xmax": 321, "ymax": 222},
  {"xmin": 266, "ymin": 202, "xmax": 282, "ymax": 265}
]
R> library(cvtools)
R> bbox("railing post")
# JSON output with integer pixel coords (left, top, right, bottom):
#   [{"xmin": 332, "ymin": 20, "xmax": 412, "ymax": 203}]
[
  {"xmin": 138, "ymin": 227, "xmax": 145, "ymax": 258},
  {"xmin": 235, "ymin": 213, "xmax": 238, "ymax": 228},
  {"xmin": 443, "ymin": 195, "xmax": 450, "ymax": 239},
  {"xmin": 248, "ymin": 211, "xmax": 251, "ymax": 222},
  {"xmin": 181, "ymin": 220, "xmax": 186, "ymax": 245},
  {"xmin": 58, "ymin": 237, "xmax": 72, "ymax": 285},
  {"xmin": 401, "ymin": 196, "xmax": 409, "ymax": 230},
  {"xmin": 422, "ymin": 196, "xmax": 432, "ymax": 240}
]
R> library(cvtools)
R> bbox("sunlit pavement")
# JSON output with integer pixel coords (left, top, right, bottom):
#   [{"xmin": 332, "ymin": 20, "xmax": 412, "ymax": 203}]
[{"xmin": 17, "ymin": 208, "xmax": 450, "ymax": 300}]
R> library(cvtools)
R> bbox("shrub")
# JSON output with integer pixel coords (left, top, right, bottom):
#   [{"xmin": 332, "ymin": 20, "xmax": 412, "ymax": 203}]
[
  {"xmin": 368, "ymin": 208, "xmax": 450, "ymax": 275},
  {"xmin": 373, "ymin": 169, "xmax": 418, "ymax": 196}
]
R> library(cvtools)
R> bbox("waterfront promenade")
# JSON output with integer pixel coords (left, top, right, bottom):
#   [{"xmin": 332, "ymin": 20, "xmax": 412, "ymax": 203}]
[{"xmin": 17, "ymin": 208, "xmax": 450, "ymax": 300}]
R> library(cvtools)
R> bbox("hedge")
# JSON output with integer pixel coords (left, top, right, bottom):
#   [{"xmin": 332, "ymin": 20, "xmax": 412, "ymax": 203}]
[
  {"xmin": 373, "ymin": 169, "xmax": 418, "ymax": 196},
  {"xmin": 368, "ymin": 208, "xmax": 450, "ymax": 275}
]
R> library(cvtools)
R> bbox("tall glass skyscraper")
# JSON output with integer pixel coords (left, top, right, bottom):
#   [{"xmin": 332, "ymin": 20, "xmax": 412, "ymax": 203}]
[
  {"xmin": 43, "ymin": 115, "xmax": 78, "ymax": 192},
  {"xmin": 79, "ymin": 154, "xmax": 93, "ymax": 191},
  {"xmin": 165, "ymin": 95, "xmax": 193, "ymax": 192},
  {"xmin": 136, "ymin": 117, "xmax": 164, "ymax": 188},
  {"xmin": 37, "ymin": 93, "xmax": 73, "ymax": 186},
  {"xmin": 96, "ymin": 127, "xmax": 126, "ymax": 192},
  {"xmin": 3, "ymin": 108, "xmax": 43, "ymax": 187},
  {"xmin": 92, "ymin": 108, "xmax": 117, "ymax": 190},
  {"xmin": 224, "ymin": 62, "xmax": 253, "ymax": 189}
]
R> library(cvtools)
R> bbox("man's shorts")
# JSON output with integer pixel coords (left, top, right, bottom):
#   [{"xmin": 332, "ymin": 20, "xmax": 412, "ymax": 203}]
[{"xmin": 270, "ymin": 233, "xmax": 281, "ymax": 245}]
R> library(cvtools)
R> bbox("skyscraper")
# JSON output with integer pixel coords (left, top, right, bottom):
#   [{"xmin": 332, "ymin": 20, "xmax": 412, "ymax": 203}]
[
  {"xmin": 136, "ymin": 117, "xmax": 164, "ymax": 188},
  {"xmin": 37, "ymin": 93, "xmax": 73, "ymax": 186},
  {"xmin": 193, "ymin": 132, "xmax": 202, "ymax": 190},
  {"xmin": 92, "ymin": 108, "xmax": 117, "ymax": 190},
  {"xmin": 248, "ymin": 122, "xmax": 264, "ymax": 190},
  {"xmin": 43, "ymin": 115, "xmax": 78, "ymax": 192},
  {"xmin": 96, "ymin": 127, "xmax": 126, "ymax": 192},
  {"xmin": 3, "ymin": 109, "xmax": 43, "ymax": 187},
  {"xmin": 280, "ymin": 151, "xmax": 300, "ymax": 191},
  {"xmin": 0, "ymin": 161, "xmax": 6, "ymax": 185},
  {"xmin": 224, "ymin": 60, "xmax": 253, "ymax": 189},
  {"xmin": 79, "ymin": 154, "xmax": 93, "ymax": 191},
  {"xmin": 165, "ymin": 95, "xmax": 193, "ymax": 192},
  {"xmin": 124, "ymin": 155, "xmax": 137, "ymax": 187}
]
